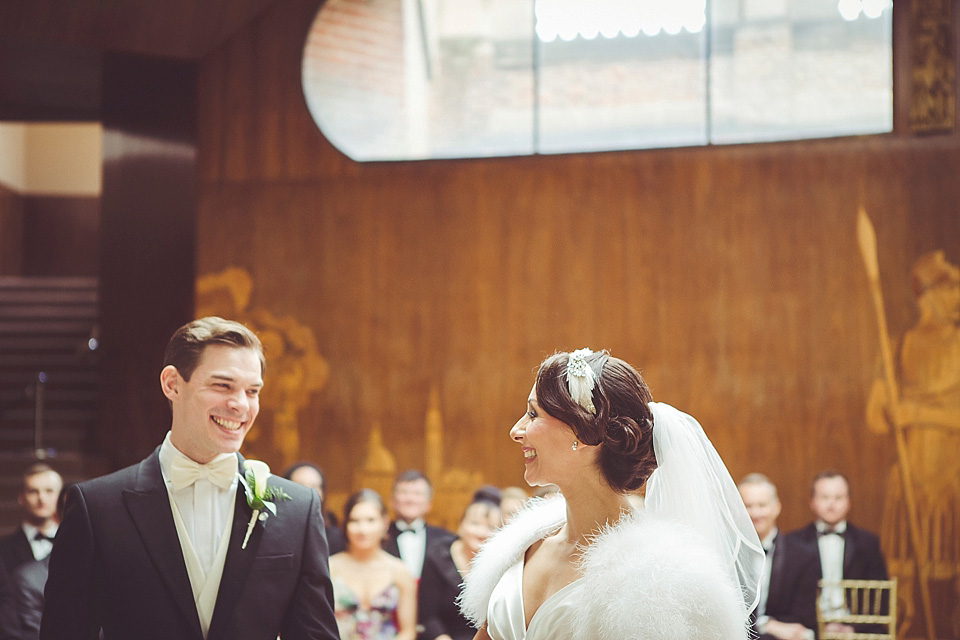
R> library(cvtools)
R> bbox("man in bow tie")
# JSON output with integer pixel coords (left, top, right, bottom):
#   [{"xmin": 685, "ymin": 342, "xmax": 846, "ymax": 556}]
[
  {"xmin": 40, "ymin": 317, "xmax": 341, "ymax": 640},
  {"xmin": 786, "ymin": 470, "xmax": 888, "ymax": 634},
  {"xmin": 383, "ymin": 470, "xmax": 454, "ymax": 582},
  {"xmin": 739, "ymin": 474, "xmax": 819, "ymax": 640},
  {"xmin": 0, "ymin": 463, "xmax": 62, "ymax": 576}
]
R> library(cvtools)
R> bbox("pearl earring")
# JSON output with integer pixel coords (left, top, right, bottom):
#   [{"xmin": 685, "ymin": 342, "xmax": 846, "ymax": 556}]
[{"xmin": 571, "ymin": 441, "xmax": 578, "ymax": 451}]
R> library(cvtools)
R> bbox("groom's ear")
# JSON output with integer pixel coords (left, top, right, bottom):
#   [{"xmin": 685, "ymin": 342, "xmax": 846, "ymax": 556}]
[{"xmin": 160, "ymin": 365, "xmax": 181, "ymax": 401}]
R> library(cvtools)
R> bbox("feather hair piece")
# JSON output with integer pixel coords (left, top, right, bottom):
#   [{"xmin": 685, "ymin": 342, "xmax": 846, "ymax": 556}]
[{"xmin": 566, "ymin": 348, "xmax": 597, "ymax": 414}]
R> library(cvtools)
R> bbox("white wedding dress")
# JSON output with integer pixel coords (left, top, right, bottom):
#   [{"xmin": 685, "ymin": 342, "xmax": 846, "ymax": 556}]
[{"xmin": 485, "ymin": 560, "xmax": 583, "ymax": 640}]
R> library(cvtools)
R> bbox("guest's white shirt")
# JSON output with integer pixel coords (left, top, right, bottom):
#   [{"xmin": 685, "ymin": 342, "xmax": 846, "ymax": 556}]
[
  {"xmin": 158, "ymin": 432, "xmax": 238, "ymax": 577},
  {"xmin": 757, "ymin": 527, "xmax": 778, "ymax": 619},
  {"xmin": 21, "ymin": 522, "xmax": 58, "ymax": 561},
  {"xmin": 816, "ymin": 519, "xmax": 847, "ymax": 614},
  {"xmin": 396, "ymin": 517, "xmax": 427, "ymax": 578}
]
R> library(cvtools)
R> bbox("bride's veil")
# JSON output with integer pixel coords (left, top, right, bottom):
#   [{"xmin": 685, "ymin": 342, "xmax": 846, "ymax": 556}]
[{"xmin": 645, "ymin": 401, "xmax": 764, "ymax": 620}]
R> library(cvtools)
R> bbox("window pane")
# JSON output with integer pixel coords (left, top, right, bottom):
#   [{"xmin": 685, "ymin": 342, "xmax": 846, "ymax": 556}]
[
  {"xmin": 302, "ymin": 0, "xmax": 534, "ymax": 161},
  {"xmin": 428, "ymin": 0, "xmax": 535, "ymax": 158},
  {"xmin": 709, "ymin": 0, "xmax": 893, "ymax": 143},
  {"xmin": 536, "ymin": 0, "xmax": 709, "ymax": 153},
  {"xmin": 301, "ymin": 0, "xmax": 894, "ymax": 161}
]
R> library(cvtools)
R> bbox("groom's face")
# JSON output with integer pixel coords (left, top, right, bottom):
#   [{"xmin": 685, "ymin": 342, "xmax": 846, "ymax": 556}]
[{"xmin": 163, "ymin": 344, "xmax": 263, "ymax": 463}]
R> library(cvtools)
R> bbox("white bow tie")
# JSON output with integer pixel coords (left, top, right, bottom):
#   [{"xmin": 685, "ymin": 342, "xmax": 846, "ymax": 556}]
[{"xmin": 168, "ymin": 454, "xmax": 237, "ymax": 492}]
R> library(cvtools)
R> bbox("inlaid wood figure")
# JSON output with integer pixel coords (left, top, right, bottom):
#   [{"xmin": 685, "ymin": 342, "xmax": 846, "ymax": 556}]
[{"xmin": 866, "ymin": 250, "xmax": 960, "ymax": 637}]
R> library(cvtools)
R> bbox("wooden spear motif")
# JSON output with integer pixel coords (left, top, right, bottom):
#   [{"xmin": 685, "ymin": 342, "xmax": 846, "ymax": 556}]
[{"xmin": 856, "ymin": 207, "xmax": 936, "ymax": 640}]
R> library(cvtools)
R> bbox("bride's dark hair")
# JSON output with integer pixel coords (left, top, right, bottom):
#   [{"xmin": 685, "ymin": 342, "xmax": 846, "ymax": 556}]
[{"xmin": 534, "ymin": 350, "xmax": 657, "ymax": 492}]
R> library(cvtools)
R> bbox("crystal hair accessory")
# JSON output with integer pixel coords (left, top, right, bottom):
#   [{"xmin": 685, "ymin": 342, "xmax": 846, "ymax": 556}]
[{"xmin": 566, "ymin": 348, "xmax": 597, "ymax": 414}]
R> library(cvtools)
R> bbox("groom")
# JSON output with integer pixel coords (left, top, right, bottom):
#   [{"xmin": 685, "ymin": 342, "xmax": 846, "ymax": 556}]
[{"xmin": 40, "ymin": 317, "xmax": 341, "ymax": 640}]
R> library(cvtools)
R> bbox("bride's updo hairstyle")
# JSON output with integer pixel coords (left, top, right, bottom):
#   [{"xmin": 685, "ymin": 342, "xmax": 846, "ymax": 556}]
[{"xmin": 534, "ymin": 350, "xmax": 657, "ymax": 492}]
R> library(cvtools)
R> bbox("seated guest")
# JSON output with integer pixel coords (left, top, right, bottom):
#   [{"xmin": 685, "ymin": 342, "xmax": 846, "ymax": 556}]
[
  {"xmin": 330, "ymin": 489, "xmax": 417, "ymax": 640},
  {"xmin": 383, "ymin": 470, "xmax": 454, "ymax": 580},
  {"xmin": 498, "ymin": 487, "xmax": 528, "ymax": 525},
  {"xmin": 284, "ymin": 461, "xmax": 346, "ymax": 554},
  {"xmin": 11, "ymin": 484, "xmax": 73, "ymax": 640},
  {"xmin": 0, "ymin": 463, "xmax": 62, "ymax": 576},
  {"xmin": 787, "ymin": 470, "xmax": 888, "ymax": 635},
  {"xmin": 738, "ymin": 474, "xmax": 818, "ymax": 640},
  {"xmin": 419, "ymin": 498, "xmax": 501, "ymax": 640}
]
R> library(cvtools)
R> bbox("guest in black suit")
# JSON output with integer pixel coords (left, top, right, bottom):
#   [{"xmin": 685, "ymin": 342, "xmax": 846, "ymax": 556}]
[
  {"xmin": 284, "ymin": 462, "xmax": 346, "ymax": 555},
  {"xmin": 787, "ymin": 470, "xmax": 888, "ymax": 636},
  {"xmin": 0, "ymin": 560, "xmax": 20, "ymax": 640},
  {"xmin": 739, "ymin": 474, "xmax": 819, "ymax": 640},
  {"xmin": 40, "ymin": 317, "xmax": 341, "ymax": 640},
  {"xmin": 0, "ymin": 463, "xmax": 62, "ymax": 576},
  {"xmin": 383, "ymin": 470, "xmax": 455, "ymax": 580},
  {"xmin": 419, "ymin": 497, "xmax": 501, "ymax": 640}
]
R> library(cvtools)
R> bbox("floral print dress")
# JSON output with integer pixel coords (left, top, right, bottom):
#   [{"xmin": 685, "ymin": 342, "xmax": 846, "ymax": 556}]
[{"xmin": 333, "ymin": 578, "xmax": 401, "ymax": 640}]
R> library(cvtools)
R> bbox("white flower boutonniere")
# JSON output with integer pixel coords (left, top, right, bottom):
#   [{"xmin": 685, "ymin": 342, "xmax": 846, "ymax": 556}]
[{"xmin": 238, "ymin": 459, "xmax": 291, "ymax": 549}]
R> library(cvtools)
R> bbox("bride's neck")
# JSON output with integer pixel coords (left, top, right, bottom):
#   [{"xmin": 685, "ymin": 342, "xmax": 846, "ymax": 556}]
[{"xmin": 558, "ymin": 482, "xmax": 632, "ymax": 545}]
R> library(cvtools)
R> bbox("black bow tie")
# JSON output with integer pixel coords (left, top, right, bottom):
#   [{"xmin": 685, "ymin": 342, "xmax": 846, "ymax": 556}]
[
  {"xmin": 819, "ymin": 528, "xmax": 845, "ymax": 538},
  {"xmin": 34, "ymin": 532, "xmax": 54, "ymax": 542},
  {"xmin": 396, "ymin": 523, "xmax": 422, "ymax": 535}
]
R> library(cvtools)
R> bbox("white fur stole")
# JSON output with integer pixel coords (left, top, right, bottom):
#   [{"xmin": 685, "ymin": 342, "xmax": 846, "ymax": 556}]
[{"xmin": 459, "ymin": 497, "xmax": 748, "ymax": 640}]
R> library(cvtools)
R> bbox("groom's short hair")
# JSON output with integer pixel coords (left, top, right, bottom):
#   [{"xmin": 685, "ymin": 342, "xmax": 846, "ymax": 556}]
[{"xmin": 163, "ymin": 316, "xmax": 265, "ymax": 381}]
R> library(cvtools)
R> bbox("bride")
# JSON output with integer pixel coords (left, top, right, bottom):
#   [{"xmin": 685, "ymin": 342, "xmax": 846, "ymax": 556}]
[{"xmin": 459, "ymin": 349, "xmax": 763, "ymax": 640}]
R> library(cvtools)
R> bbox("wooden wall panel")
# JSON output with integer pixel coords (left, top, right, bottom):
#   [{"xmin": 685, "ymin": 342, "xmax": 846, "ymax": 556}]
[
  {"xmin": 197, "ymin": 0, "xmax": 960, "ymax": 549},
  {"xmin": 21, "ymin": 196, "xmax": 99, "ymax": 276},
  {"xmin": 0, "ymin": 184, "xmax": 24, "ymax": 275},
  {"xmin": 99, "ymin": 53, "xmax": 197, "ymax": 468}
]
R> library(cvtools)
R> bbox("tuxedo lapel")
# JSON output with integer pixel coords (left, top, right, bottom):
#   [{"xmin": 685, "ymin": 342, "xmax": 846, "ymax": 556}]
[
  {"xmin": 767, "ymin": 535, "xmax": 786, "ymax": 609},
  {"xmin": 122, "ymin": 448, "xmax": 203, "ymax": 638},
  {"xmin": 207, "ymin": 456, "xmax": 259, "ymax": 640},
  {"xmin": 438, "ymin": 548, "xmax": 462, "ymax": 590},
  {"xmin": 842, "ymin": 526, "xmax": 857, "ymax": 577}
]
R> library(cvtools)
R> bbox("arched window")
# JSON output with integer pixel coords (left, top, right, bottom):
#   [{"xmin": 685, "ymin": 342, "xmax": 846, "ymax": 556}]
[{"xmin": 302, "ymin": 0, "xmax": 893, "ymax": 161}]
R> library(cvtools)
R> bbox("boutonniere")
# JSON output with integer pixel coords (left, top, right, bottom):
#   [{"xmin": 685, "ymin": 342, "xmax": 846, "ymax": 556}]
[{"xmin": 238, "ymin": 459, "xmax": 291, "ymax": 549}]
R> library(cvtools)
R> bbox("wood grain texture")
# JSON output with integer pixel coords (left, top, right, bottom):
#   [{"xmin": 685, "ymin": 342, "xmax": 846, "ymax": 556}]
[{"xmin": 196, "ymin": 0, "xmax": 960, "ymax": 542}]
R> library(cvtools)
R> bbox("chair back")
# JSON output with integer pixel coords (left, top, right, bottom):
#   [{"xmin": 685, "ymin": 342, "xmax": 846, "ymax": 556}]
[{"xmin": 816, "ymin": 578, "xmax": 897, "ymax": 639}]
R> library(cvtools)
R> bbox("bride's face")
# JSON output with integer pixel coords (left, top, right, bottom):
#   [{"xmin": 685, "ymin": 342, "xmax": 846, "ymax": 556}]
[{"xmin": 509, "ymin": 385, "xmax": 579, "ymax": 487}]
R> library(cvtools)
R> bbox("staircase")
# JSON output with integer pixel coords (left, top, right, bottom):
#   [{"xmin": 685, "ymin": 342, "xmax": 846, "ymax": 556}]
[{"xmin": 0, "ymin": 277, "xmax": 107, "ymax": 534}]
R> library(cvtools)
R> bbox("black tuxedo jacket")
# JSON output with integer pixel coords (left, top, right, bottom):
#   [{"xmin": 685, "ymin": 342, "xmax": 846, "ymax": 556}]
[
  {"xmin": 382, "ymin": 521, "xmax": 454, "ymax": 575},
  {"xmin": 418, "ymin": 538, "xmax": 474, "ymax": 640},
  {"xmin": 0, "ymin": 528, "xmax": 34, "ymax": 575},
  {"xmin": 757, "ymin": 533, "xmax": 820, "ymax": 639},
  {"xmin": 0, "ymin": 559, "xmax": 19, "ymax": 640},
  {"xmin": 787, "ymin": 522, "xmax": 888, "ymax": 581},
  {"xmin": 40, "ymin": 448, "xmax": 341, "ymax": 640}
]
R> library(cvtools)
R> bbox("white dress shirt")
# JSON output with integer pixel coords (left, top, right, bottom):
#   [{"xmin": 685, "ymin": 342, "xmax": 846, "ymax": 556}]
[
  {"xmin": 816, "ymin": 519, "xmax": 847, "ymax": 615},
  {"xmin": 396, "ymin": 518, "xmax": 427, "ymax": 578},
  {"xmin": 22, "ymin": 522, "xmax": 58, "ymax": 561},
  {"xmin": 757, "ymin": 527, "xmax": 778, "ymax": 620},
  {"xmin": 158, "ymin": 432, "xmax": 238, "ymax": 578}
]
